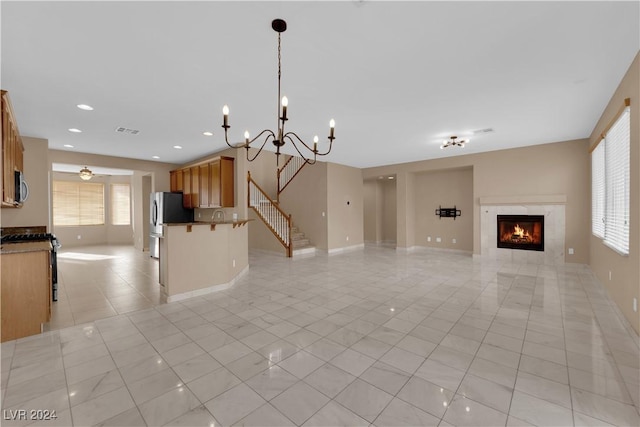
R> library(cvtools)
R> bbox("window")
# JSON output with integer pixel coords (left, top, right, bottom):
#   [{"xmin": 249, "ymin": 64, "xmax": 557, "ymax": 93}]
[
  {"xmin": 53, "ymin": 181, "xmax": 104, "ymax": 226},
  {"xmin": 591, "ymin": 141, "xmax": 605, "ymax": 238},
  {"xmin": 591, "ymin": 101, "xmax": 630, "ymax": 255},
  {"xmin": 111, "ymin": 183, "xmax": 131, "ymax": 225}
]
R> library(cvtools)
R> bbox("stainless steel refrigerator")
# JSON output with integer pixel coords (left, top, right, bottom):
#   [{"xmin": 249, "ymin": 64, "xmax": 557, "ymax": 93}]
[{"xmin": 149, "ymin": 192, "xmax": 193, "ymax": 259}]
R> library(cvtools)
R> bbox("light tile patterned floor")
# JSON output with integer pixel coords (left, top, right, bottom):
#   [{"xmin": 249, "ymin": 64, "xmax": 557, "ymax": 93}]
[{"xmin": 1, "ymin": 245, "xmax": 639, "ymax": 426}]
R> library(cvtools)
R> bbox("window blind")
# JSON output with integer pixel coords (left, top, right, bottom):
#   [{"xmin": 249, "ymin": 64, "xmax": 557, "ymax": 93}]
[
  {"xmin": 111, "ymin": 183, "xmax": 131, "ymax": 225},
  {"xmin": 53, "ymin": 181, "xmax": 105, "ymax": 226},
  {"xmin": 591, "ymin": 141, "xmax": 605, "ymax": 238},
  {"xmin": 604, "ymin": 107, "xmax": 630, "ymax": 255}
]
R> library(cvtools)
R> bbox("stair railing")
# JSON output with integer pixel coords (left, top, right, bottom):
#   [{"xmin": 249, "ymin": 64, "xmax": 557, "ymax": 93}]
[
  {"xmin": 277, "ymin": 155, "xmax": 307, "ymax": 200},
  {"xmin": 248, "ymin": 171, "xmax": 293, "ymax": 257}
]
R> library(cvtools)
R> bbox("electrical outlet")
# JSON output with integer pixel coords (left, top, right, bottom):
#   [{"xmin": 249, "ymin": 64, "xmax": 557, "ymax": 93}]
[
  {"xmin": 436, "ymin": 237, "xmax": 441, "ymax": 243},
  {"xmin": 346, "ymin": 236, "xmax": 349, "ymax": 241},
  {"xmin": 322, "ymin": 212, "xmax": 325, "ymax": 217},
  {"xmin": 427, "ymin": 236, "xmax": 431, "ymax": 242},
  {"xmin": 232, "ymin": 259, "xmax": 236, "ymax": 268},
  {"xmin": 77, "ymin": 235, "xmax": 81, "ymax": 240},
  {"xmin": 568, "ymin": 248, "xmax": 574, "ymax": 255},
  {"xmin": 609, "ymin": 271, "xmax": 612, "ymax": 281},
  {"xmin": 633, "ymin": 298, "xmax": 638, "ymax": 313},
  {"xmin": 452, "ymin": 238, "xmax": 456, "ymax": 244}
]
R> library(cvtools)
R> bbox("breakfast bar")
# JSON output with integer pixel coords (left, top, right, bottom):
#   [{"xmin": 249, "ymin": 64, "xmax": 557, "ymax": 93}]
[{"xmin": 159, "ymin": 220, "xmax": 249, "ymax": 302}]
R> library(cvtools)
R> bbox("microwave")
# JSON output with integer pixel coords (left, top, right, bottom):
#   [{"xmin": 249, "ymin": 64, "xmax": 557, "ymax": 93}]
[{"xmin": 14, "ymin": 171, "xmax": 29, "ymax": 204}]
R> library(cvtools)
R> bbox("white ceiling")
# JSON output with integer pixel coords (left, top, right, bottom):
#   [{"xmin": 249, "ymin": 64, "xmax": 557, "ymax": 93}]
[{"xmin": 2, "ymin": 1, "xmax": 638, "ymax": 168}]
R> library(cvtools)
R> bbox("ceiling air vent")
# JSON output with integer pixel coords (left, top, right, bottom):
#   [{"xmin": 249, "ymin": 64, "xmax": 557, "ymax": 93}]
[
  {"xmin": 115, "ymin": 127, "xmax": 140, "ymax": 135},
  {"xmin": 471, "ymin": 128, "xmax": 494, "ymax": 135}
]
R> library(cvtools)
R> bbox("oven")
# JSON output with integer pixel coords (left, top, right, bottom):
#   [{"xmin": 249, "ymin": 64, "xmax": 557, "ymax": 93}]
[{"xmin": 0, "ymin": 228, "xmax": 60, "ymax": 301}]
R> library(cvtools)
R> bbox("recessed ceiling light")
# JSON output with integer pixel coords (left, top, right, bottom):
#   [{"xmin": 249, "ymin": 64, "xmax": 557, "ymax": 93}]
[
  {"xmin": 68, "ymin": 128, "xmax": 82, "ymax": 133},
  {"xmin": 173, "ymin": 145, "xmax": 182, "ymax": 149},
  {"xmin": 388, "ymin": 176, "xmax": 394, "ymax": 180},
  {"xmin": 63, "ymin": 144, "xmax": 74, "ymax": 148},
  {"xmin": 77, "ymin": 104, "xmax": 94, "ymax": 111},
  {"xmin": 203, "ymin": 131, "xmax": 213, "ymax": 136},
  {"xmin": 152, "ymin": 155, "xmax": 160, "ymax": 159}
]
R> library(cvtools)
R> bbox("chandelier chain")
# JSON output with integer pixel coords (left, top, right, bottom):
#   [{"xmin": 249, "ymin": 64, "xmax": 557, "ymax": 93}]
[{"xmin": 277, "ymin": 33, "xmax": 282, "ymax": 133}]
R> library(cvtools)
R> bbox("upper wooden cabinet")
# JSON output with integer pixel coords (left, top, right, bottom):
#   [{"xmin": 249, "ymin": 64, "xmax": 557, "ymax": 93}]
[
  {"xmin": 170, "ymin": 156, "xmax": 234, "ymax": 209},
  {"xmin": 1, "ymin": 90, "xmax": 25, "ymax": 208}
]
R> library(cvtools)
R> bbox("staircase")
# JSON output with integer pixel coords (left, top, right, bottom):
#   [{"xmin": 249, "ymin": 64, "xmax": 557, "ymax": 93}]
[
  {"xmin": 248, "ymin": 172, "xmax": 315, "ymax": 257},
  {"xmin": 291, "ymin": 226, "xmax": 316, "ymax": 256},
  {"xmin": 278, "ymin": 155, "xmax": 307, "ymax": 201}
]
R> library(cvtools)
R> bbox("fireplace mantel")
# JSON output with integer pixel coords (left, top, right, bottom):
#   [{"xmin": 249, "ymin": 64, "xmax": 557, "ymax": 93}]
[{"xmin": 479, "ymin": 195, "xmax": 566, "ymax": 205}]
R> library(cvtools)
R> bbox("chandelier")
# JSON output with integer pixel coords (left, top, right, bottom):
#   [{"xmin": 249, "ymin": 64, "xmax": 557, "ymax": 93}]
[
  {"xmin": 79, "ymin": 166, "xmax": 93, "ymax": 180},
  {"xmin": 222, "ymin": 19, "xmax": 335, "ymax": 165},
  {"xmin": 441, "ymin": 136, "xmax": 468, "ymax": 149}
]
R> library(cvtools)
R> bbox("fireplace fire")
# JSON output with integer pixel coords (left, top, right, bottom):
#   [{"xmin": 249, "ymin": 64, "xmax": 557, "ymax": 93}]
[{"xmin": 497, "ymin": 215, "xmax": 544, "ymax": 251}]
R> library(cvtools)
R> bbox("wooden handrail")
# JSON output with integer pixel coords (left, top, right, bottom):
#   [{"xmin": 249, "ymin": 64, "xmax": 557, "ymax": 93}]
[
  {"xmin": 279, "ymin": 162, "xmax": 306, "ymax": 195},
  {"xmin": 248, "ymin": 172, "xmax": 290, "ymax": 219},
  {"xmin": 247, "ymin": 171, "xmax": 293, "ymax": 257}
]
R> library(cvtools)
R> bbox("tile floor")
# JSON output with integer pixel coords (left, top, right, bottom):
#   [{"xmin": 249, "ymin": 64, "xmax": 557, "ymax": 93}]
[
  {"xmin": 1, "ymin": 245, "xmax": 639, "ymax": 426},
  {"xmin": 47, "ymin": 246, "xmax": 165, "ymax": 330}
]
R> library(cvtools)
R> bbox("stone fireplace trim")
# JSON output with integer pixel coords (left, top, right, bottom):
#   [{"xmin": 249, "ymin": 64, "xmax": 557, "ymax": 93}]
[
  {"xmin": 479, "ymin": 195, "xmax": 566, "ymax": 265},
  {"xmin": 479, "ymin": 194, "xmax": 566, "ymax": 205}
]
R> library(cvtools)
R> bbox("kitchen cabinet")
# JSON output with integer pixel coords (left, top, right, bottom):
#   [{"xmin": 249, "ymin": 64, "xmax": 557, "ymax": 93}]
[
  {"xmin": 1, "ymin": 90, "xmax": 25, "ymax": 208},
  {"xmin": 220, "ymin": 156, "xmax": 234, "ymax": 207},
  {"xmin": 199, "ymin": 164, "xmax": 210, "ymax": 207},
  {"xmin": 169, "ymin": 156, "xmax": 234, "ymax": 209},
  {"xmin": 190, "ymin": 166, "xmax": 200, "ymax": 208},
  {"xmin": 170, "ymin": 170, "xmax": 183, "ymax": 193},
  {"xmin": 1, "ymin": 242, "xmax": 52, "ymax": 342},
  {"xmin": 182, "ymin": 168, "xmax": 192, "ymax": 208}
]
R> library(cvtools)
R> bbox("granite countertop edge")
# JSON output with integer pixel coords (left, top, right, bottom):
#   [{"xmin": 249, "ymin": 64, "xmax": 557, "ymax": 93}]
[{"xmin": 1, "ymin": 241, "xmax": 53, "ymax": 254}]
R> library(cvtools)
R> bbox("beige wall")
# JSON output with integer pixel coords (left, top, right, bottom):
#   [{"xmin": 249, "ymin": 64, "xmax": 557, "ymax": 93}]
[
  {"xmin": 1, "ymin": 137, "xmax": 49, "ymax": 229},
  {"xmin": 364, "ymin": 179, "xmax": 397, "ymax": 244},
  {"xmin": 414, "ymin": 167, "xmax": 473, "ymax": 251},
  {"xmin": 279, "ymin": 162, "xmax": 328, "ymax": 251},
  {"xmin": 327, "ymin": 163, "xmax": 364, "ymax": 251},
  {"xmin": 382, "ymin": 179, "xmax": 397, "ymax": 243},
  {"xmin": 589, "ymin": 52, "xmax": 639, "ymax": 334},
  {"xmin": 363, "ymin": 138, "xmax": 590, "ymax": 263},
  {"xmin": 363, "ymin": 181, "xmax": 380, "ymax": 243}
]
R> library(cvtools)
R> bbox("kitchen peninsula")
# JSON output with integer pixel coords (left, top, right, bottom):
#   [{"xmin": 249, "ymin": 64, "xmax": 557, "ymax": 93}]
[{"xmin": 159, "ymin": 220, "xmax": 249, "ymax": 302}]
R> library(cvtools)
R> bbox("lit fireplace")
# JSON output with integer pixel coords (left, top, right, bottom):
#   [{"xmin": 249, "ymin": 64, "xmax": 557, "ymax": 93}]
[{"xmin": 497, "ymin": 215, "xmax": 544, "ymax": 251}]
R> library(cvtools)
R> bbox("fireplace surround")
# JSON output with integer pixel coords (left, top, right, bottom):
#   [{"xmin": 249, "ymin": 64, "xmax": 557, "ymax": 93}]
[{"xmin": 497, "ymin": 215, "xmax": 544, "ymax": 251}]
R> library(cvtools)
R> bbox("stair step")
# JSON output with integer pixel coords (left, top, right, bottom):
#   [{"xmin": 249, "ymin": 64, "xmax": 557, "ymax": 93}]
[
  {"xmin": 292, "ymin": 245, "xmax": 316, "ymax": 257},
  {"xmin": 292, "ymin": 238, "xmax": 310, "ymax": 248}
]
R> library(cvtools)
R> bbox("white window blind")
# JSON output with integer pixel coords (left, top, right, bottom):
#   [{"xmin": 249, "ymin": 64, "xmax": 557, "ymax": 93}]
[
  {"xmin": 111, "ymin": 183, "xmax": 131, "ymax": 225},
  {"xmin": 53, "ymin": 181, "xmax": 105, "ymax": 226},
  {"xmin": 604, "ymin": 107, "xmax": 630, "ymax": 255},
  {"xmin": 591, "ymin": 141, "xmax": 605, "ymax": 238}
]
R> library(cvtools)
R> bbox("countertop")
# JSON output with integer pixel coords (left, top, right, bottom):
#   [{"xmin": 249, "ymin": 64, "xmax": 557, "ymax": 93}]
[{"xmin": 1, "ymin": 241, "xmax": 52, "ymax": 254}]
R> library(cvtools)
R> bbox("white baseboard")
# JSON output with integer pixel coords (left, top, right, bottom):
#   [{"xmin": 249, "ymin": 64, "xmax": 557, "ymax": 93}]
[
  {"xmin": 327, "ymin": 243, "xmax": 365, "ymax": 255},
  {"xmin": 166, "ymin": 265, "xmax": 249, "ymax": 303}
]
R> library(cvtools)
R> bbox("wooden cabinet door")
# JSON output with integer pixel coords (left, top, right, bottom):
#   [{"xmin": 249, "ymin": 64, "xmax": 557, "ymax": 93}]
[
  {"xmin": 209, "ymin": 160, "xmax": 221, "ymax": 207},
  {"xmin": 190, "ymin": 166, "xmax": 200, "ymax": 208},
  {"xmin": 170, "ymin": 170, "xmax": 178, "ymax": 192},
  {"xmin": 182, "ymin": 168, "xmax": 192, "ymax": 208},
  {"xmin": 199, "ymin": 164, "xmax": 210, "ymax": 207},
  {"xmin": 1, "ymin": 91, "xmax": 23, "ymax": 207},
  {"xmin": 220, "ymin": 157, "xmax": 235, "ymax": 207}
]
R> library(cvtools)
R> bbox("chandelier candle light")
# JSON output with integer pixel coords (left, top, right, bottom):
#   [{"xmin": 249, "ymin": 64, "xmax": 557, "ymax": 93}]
[
  {"xmin": 221, "ymin": 19, "xmax": 335, "ymax": 165},
  {"xmin": 441, "ymin": 136, "xmax": 469, "ymax": 149}
]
